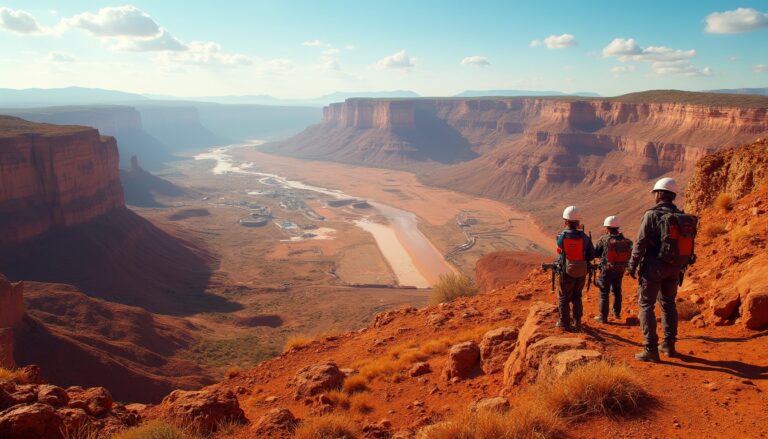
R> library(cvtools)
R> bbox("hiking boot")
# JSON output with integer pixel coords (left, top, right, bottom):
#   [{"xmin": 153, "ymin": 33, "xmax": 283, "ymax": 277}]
[
  {"xmin": 660, "ymin": 341, "xmax": 677, "ymax": 357},
  {"xmin": 613, "ymin": 312, "xmax": 621, "ymax": 320},
  {"xmin": 573, "ymin": 321, "xmax": 582, "ymax": 332},
  {"xmin": 593, "ymin": 315, "xmax": 607, "ymax": 324},
  {"xmin": 555, "ymin": 320, "xmax": 571, "ymax": 332},
  {"xmin": 635, "ymin": 349, "xmax": 660, "ymax": 363}
]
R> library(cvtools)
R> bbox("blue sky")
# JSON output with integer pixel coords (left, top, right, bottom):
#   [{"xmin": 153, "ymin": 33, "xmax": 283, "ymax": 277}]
[{"xmin": 0, "ymin": 1, "xmax": 766, "ymax": 97}]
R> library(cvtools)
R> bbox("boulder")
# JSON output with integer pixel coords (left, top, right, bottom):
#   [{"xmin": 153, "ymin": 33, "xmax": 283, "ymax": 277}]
[
  {"xmin": 37, "ymin": 385, "xmax": 68, "ymax": 407},
  {"xmin": 363, "ymin": 420, "xmax": 393, "ymax": 439},
  {"xmin": 293, "ymin": 362, "xmax": 345, "ymax": 399},
  {"xmin": 442, "ymin": 341, "xmax": 480, "ymax": 380},
  {"xmin": 408, "ymin": 362, "xmax": 431, "ymax": 377},
  {"xmin": 57, "ymin": 407, "xmax": 89, "ymax": 433},
  {"xmin": 479, "ymin": 327, "xmax": 519, "ymax": 374},
  {"xmin": 160, "ymin": 389, "xmax": 245, "ymax": 433},
  {"xmin": 710, "ymin": 290, "xmax": 740, "ymax": 320},
  {"xmin": 0, "ymin": 402, "xmax": 63, "ymax": 439},
  {"xmin": 742, "ymin": 290, "xmax": 768, "ymax": 329},
  {"xmin": 252, "ymin": 408, "xmax": 296, "ymax": 438},
  {"xmin": 6, "ymin": 384, "xmax": 36, "ymax": 405},
  {"xmin": 468, "ymin": 397, "xmax": 510, "ymax": 413},
  {"xmin": 539, "ymin": 349, "xmax": 603, "ymax": 381},
  {"xmin": 67, "ymin": 387, "xmax": 112, "ymax": 417},
  {"xmin": 502, "ymin": 302, "xmax": 559, "ymax": 388},
  {"xmin": 18, "ymin": 366, "xmax": 40, "ymax": 385}
]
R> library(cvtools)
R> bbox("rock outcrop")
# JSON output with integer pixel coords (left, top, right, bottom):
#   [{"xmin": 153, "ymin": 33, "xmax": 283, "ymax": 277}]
[
  {"xmin": 293, "ymin": 362, "xmax": 345, "ymax": 399},
  {"xmin": 159, "ymin": 388, "xmax": 245, "ymax": 433},
  {"xmin": 0, "ymin": 116, "xmax": 124, "ymax": 247},
  {"xmin": 0, "ymin": 276, "xmax": 24, "ymax": 368},
  {"xmin": 442, "ymin": 341, "xmax": 481, "ymax": 380}
]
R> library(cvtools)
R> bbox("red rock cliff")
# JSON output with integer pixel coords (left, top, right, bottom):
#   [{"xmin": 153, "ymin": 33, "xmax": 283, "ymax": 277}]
[
  {"xmin": 0, "ymin": 275, "xmax": 24, "ymax": 367},
  {"xmin": 0, "ymin": 116, "xmax": 125, "ymax": 247}
]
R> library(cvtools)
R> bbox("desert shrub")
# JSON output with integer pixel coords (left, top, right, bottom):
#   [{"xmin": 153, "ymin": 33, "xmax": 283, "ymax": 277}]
[
  {"xmin": 430, "ymin": 273, "xmax": 478, "ymax": 305},
  {"xmin": 225, "ymin": 366, "xmax": 241, "ymax": 379},
  {"xmin": 325, "ymin": 390, "xmax": 351, "ymax": 410},
  {"xmin": 729, "ymin": 225, "xmax": 752, "ymax": 244},
  {"xmin": 61, "ymin": 424, "xmax": 99, "ymax": 439},
  {"xmin": 418, "ymin": 405, "xmax": 565, "ymax": 439},
  {"xmin": 112, "ymin": 420, "xmax": 189, "ymax": 439},
  {"xmin": 293, "ymin": 414, "xmax": 357, "ymax": 439},
  {"xmin": 714, "ymin": 193, "xmax": 734, "ymax": 211},
  {"xmin": 541, "ymin": 361, "xmax": 652, "ymax": 420},
  {"xmin": 677, "ymin": 300, "xmax": 701, "ymax": 321},
  {"xmin": 350, "ymin": 393, "xmax": 374, "ymax": 413},
  {"xmin": 702, "ymin": 223, "xmax": 727, "ymax": 238},
  {"xmin": 0, "ymin": 367, "xmax": 33, "ymax": 384},
  {"xmin": 342, "ymin": 375, "xmax": 368, "ymax": 394},
  {"xmin": 283, "ymin": 335, "xmax": 314, "ymax": 352}
]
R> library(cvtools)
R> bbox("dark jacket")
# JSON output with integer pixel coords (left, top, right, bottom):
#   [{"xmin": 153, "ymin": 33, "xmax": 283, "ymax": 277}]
[
  {"xmin": 628, "ymin": 201, "xmax": 681, "ymax": 272},
  {"xmin": 595, "ymin": 232, "xmax": 632, "ymax": 268}
]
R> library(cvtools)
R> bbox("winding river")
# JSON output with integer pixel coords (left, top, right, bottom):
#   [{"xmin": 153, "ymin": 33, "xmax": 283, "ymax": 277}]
[{"xmin": 194, "ymin": 145, "xmax": 454, "ymax": 288}]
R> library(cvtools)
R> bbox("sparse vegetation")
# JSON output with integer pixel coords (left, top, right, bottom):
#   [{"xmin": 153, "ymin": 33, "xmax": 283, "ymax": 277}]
[
  {"xmin": 702, "ymin": 223, "xmax": 727, "ymax": 238},
  {"xmin": 729, "ymin": 225, "xmax": 752, "ymax": 244},
  {"xmin": 714, "ymin": 193, "xmax": 734, "ymax": 211},
  {"xmin": 349, "ymin": 393, "xmax": 374, "ymax": 413},
  {"xmin": 342, "ymin": 375, "xmax": 368, "ymax": 394},
  {"xmin": 541, "ymin": 361, "xmax": 652, "ymax": 420},
  {"xmin": 293, "ymin": 414, "xmax": 357, "ymax": 439},
  {"xmin": 225, "ymin": 366, "xmax": 241, "ymax": 379},
  {"xmin": 61, "ymin": 424, "xmax": 99, "ymax": 439},
  {"xmin": 283, "ymin": 335, "xmax": 314, "ymax": 352},
  {"xmin": 355, "ymin": 325, "xmax": 492, "ymax": 381},
  {"xmin": 0, "ymin": 367, "xmax": 34, "ymax": 384},
  {"xmin": 429, "ymin": 273, "xmax": 478, "ymax": 305},
  {"xmin": 190, "ymin": 336, "xmax": 279, "ymax": 369},
  {"xmin": 677, "ymin": 300, "xmax": 701, "ymax": 321},
  {"xmin": 418, "ymin": 404, "xmax": 565, "ymax": 439},
  {"xmin": 112, "ymin": 420, "xmax": 189, "ymax": 439},
  {"xmin": 325, "ymin": 390, "xmax": 351, "ymax": 410}
]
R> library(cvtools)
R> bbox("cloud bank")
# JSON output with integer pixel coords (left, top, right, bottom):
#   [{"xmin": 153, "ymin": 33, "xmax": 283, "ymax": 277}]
[
  {"xmin": 603, "ymin": 38, "xmax": 711, "ymax": 76},
  {"xmin": 705, "ymin": 8, "xmax": 768, "ymax": 34}
]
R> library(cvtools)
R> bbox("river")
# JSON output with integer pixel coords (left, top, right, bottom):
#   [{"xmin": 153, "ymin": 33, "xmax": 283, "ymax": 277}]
[{"xmin": 194, "ymin": 144, "xmax": 454, "ymax": 288}]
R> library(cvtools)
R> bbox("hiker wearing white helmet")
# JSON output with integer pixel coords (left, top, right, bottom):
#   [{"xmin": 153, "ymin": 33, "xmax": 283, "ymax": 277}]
[
  {"xmin": 628, "ymin": 177, "xmax": 698, "ymax": 363},
  {"xmin": 554, "ymin": 205, "xmax": 595, "ymax": 332},
  {"xmin": 592, "ymin": 215, "xmax": 633, "ymax": 324}
]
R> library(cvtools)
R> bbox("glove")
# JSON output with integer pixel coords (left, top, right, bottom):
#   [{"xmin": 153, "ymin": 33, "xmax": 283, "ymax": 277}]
[{"xmin": 628, "ymin": 267, "xmax": 637, "ymax": 279}]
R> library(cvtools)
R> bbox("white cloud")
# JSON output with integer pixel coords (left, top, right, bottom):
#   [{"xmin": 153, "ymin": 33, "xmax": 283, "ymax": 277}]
[
  {"xmin": 322, "ymin": 48, "xmax": 340, "ymax": 56},
  {"xmin": 542, "ymin": 33, "xmax": 577, "ymax": 49},
  {"xmin": 611, "ymin": 65, "xmax": 636, "ymax": 75},
  {"xmin": 705, "ymin": 8, "xmax": 768, "ymax": 34},
  {"xmin": 461, "ymin": 55, "xmax": 490, "ymax": 67},
  {"xmin": 755, "ymin": 64, "xmax": 768, "ymax": 73},
  {"xmin": 63, "ymin": 5, "xmax": 159, "ymax": 37},
  {"xmin": 603, "ymin": 38, "xmax": 708, "ymax": 76},
  {"xmin": 375, "ymin": 50, "xmax": 414, "ymax": 70},
  {"xmin": 530, "ymin": 39, "xmax": 542, "ymax": 47},
  {"xmin": 162, "ymin": 41, "xmax": 253, "ymax": 66},
  {"xmin": 321, "ymin": 58, "xmax": 340, "ymax": 71},
  {"xmin": 111, "ymin": 28, "xmax": 186, "ymax": 52},
  {"xmin": 302, "ymin": 39, "xmax": 329, "ymax": 47},
  {"xmin": 0, "ymin": 7, "xmax": 44, "ymax": 34},
  {"xmin": 46, "ymin": 51, "xmax": 77, "ymax": 62}
]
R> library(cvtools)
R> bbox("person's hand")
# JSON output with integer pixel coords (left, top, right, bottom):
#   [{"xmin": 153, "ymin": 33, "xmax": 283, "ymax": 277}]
[{"xmin": 628, "ymin": 267, "xmax": 637, "ymax": 279}]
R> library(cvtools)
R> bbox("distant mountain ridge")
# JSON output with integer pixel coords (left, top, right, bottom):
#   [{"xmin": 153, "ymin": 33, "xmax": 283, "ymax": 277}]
[
  {"xmin": 707, "ymin": 87, "xmax": 768, "ymax": 96},
  {"xmin": 455, "ymin": 89, "xmax": 600, "ymax": 97}
]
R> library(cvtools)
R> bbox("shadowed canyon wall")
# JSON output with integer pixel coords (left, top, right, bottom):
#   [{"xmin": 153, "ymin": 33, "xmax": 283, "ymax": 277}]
[{"xmin": 0, "ymin": 117, "xmax": 124, "ymax": 247}]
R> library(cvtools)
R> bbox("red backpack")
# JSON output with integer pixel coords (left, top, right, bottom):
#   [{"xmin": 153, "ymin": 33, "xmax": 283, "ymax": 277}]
[
  {"xmin": 561, "ymin": 231, "xmax": 588, "ymax": 278},
  {"xmin": 657, "ymin": 211, "xmax": 698, "ymax": 266},
  {"xmin": 605, "ymin": 236, "xmax": 632, "ymax": 272}
]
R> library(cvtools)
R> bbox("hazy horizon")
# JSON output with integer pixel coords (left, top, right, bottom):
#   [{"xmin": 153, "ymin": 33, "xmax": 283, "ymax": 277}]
[{"xmin": 1, "ymin": 1, "xmax": 767, "ymax": 99}]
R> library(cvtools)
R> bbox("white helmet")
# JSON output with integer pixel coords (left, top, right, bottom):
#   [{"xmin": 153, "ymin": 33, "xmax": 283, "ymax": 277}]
[
  {"xmin": 562, "ymin": 205, "xmax": 582, "ymax": 221},
  {"xmin": 603, "ymin": 215, "xmax": 621, "ymax": 228},
  {"xmin": 651, "ymin": 177, "xmax": 678, "ymax": 194}
]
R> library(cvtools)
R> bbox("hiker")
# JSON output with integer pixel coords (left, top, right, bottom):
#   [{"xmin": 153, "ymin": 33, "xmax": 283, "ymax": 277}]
[
  {"xmin": 593, "ymin": 216, "xmax": 632, "ymax": 324},
  {"xmin": 555, "ymin": 206, "xmax": 595, "ymax": 332},
  {"xmin": 628, "ymin": 177, "xmax": 698, "ymax": 362}
]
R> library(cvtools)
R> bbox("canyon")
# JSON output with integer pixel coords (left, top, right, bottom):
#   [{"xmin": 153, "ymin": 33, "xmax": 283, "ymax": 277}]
[{"xmin": 269, "ymin": 91, "xmax": 768, "ymax": 230}]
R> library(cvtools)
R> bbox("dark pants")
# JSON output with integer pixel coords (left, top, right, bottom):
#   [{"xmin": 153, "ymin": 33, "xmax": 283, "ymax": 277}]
[
  {"xmin": 637, "ymin": 258, "xmax": 679, "ymax": 351},
  {"xmin": 598, "ymin": 269, "xmax": 623, "ymax": 319},
  {"xmin": 557, "ymin": 274, "xmax": 585, "ymax": 327}
]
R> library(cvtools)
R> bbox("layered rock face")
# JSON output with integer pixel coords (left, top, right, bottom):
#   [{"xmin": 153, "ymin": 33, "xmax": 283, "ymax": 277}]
[
  {"xmin": 0, "ymin": 117, "xmax": 124, "ymax": 247},
  {"xmin": 274, "ymin": 95, "xmax": 768, "ymax": 200},
  {"xmin": 0, "ymin": 276, "xmax": 24, "ymax": 368}
]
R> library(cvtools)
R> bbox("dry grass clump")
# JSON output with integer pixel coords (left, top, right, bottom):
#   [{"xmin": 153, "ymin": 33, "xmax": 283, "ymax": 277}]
[
  {"xmin": 729, "ymin": 225, "xmax": 752, "ymax": 244},
  {"xmin": 418, "ymin": 405, "xmax": 565, "ymax": 439},
  {"xmin": 702, "ymin": 223, "xmax": 727, "ymax": 238},
  {"xmin": 350, "ymin": 393, "xmax": 374, "ymax": 413},
  {"xmin": 283, "ymin": 335, "xmax": 314, "ymax": 352},
  {"xmin": 342, "ymin": 375, "xmax": 368, "ymax": 394},
  {"xmin": 355, "ymin": 325, "xmax": 492, "ymax": 381},
  {"xmin": 293, "ymin": 414, "xmax": 357, "ymax": 439},
  {"xmin": 325, "ymin": 390, "xmax": 351, "ymax": 410},
  {"xmin": 112, "ymin": 420, "xmax": 189, "ymax": 439},
  {"xmin": 714, "ymin": 193, "xmax": 734, "ymax": 211},
  {"xmin": 677, "ymin": 300, "xmax": 701, "ymax": 321},
  {"xmin": 430, "ymin": 273, "xmax": 478, "ymax": 305},
  {"xmin": 541, "ymin": 361, "xmax": 651, "ymax": 420},
  {"xmin": 0, "ymin": 367, "xmax": 34, "ymax": 384},
  {"xmin": 61, "ymin": 424, "xmax": 99, "ymax": 439},
  {"xmin": 224, "ymin": 366, "xmax": 241, "ymax": 379}
]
